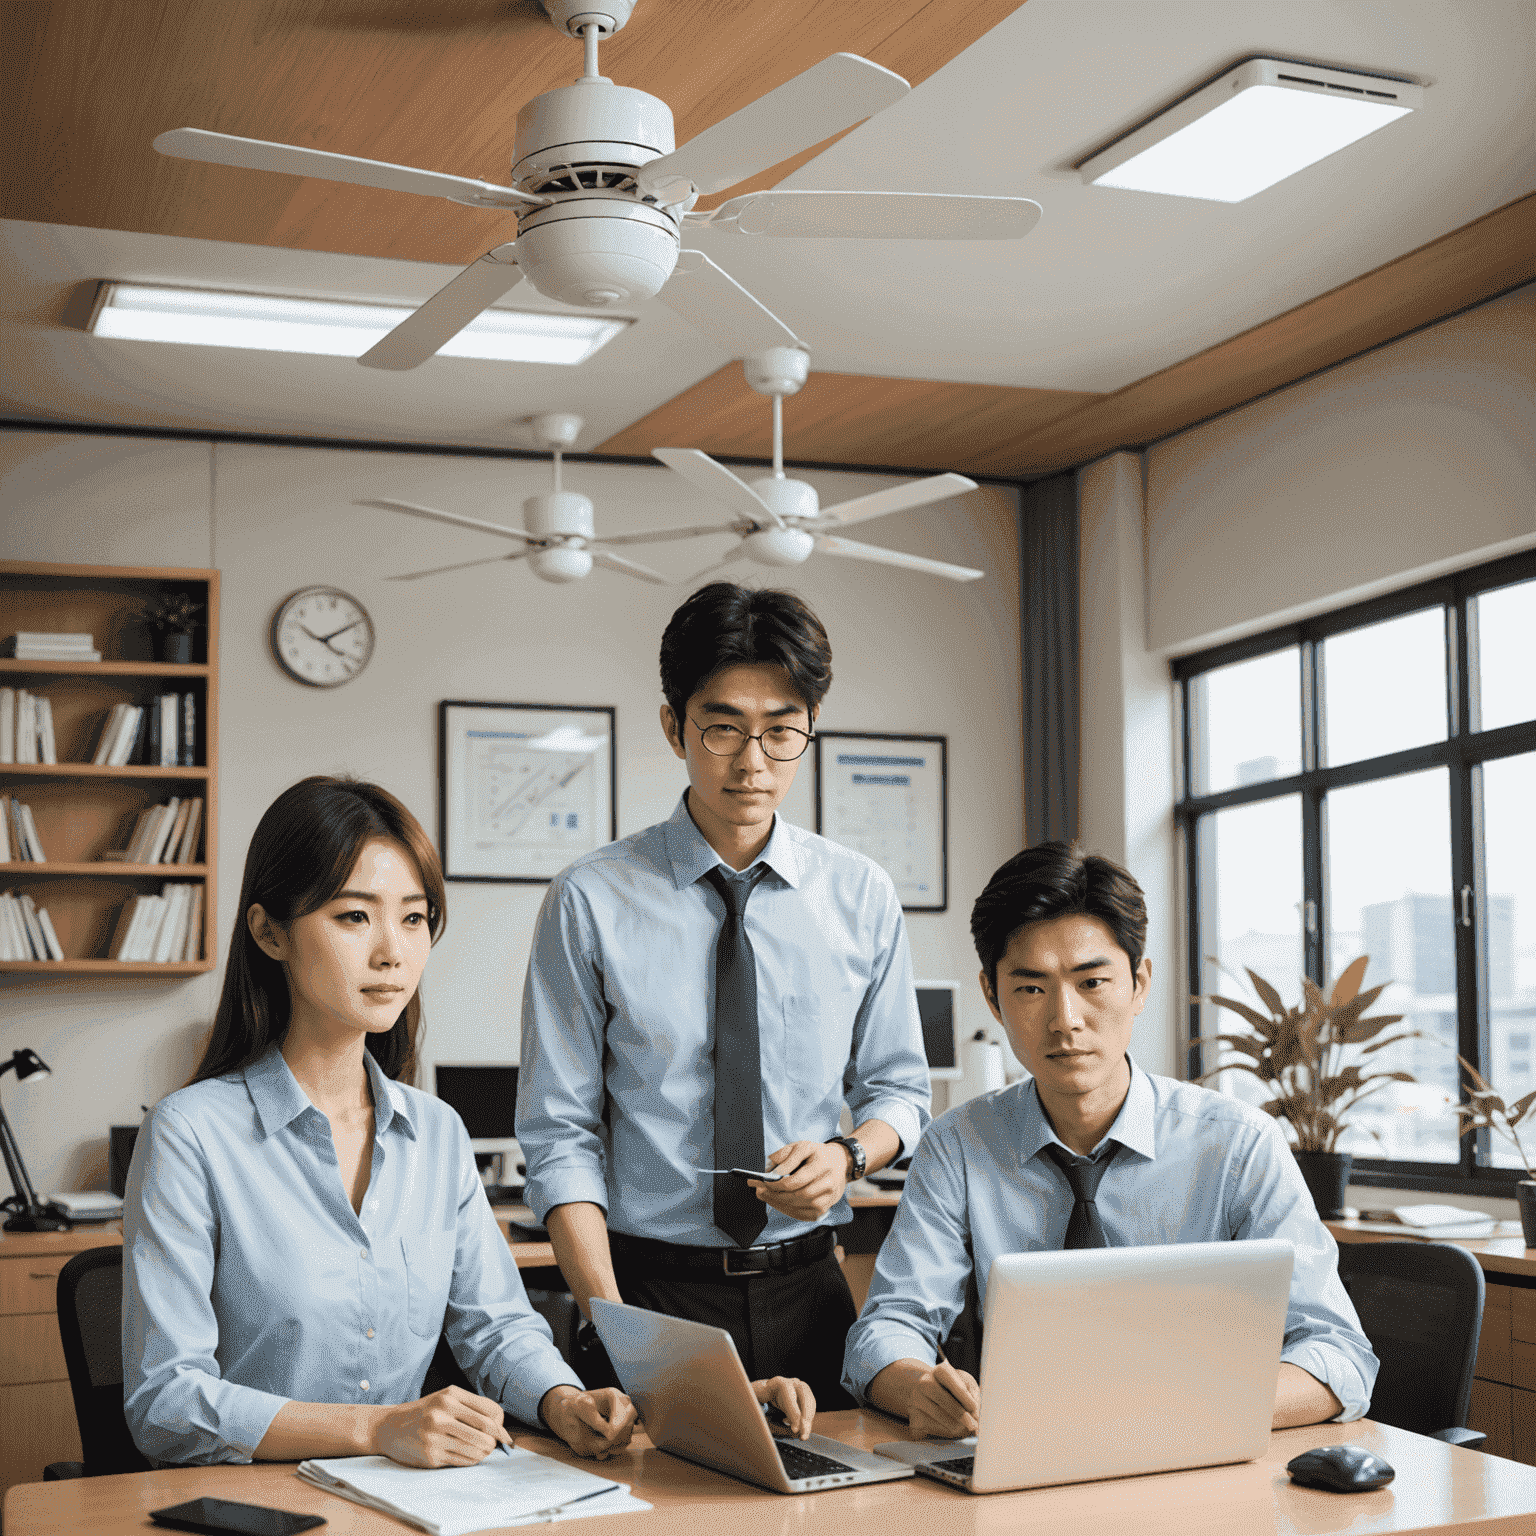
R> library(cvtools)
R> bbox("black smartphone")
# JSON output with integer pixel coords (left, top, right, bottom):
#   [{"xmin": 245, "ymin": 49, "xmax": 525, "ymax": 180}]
[{"xmin": 150, "ymin": 1497, "xmax": 326, "ymax": 1535}]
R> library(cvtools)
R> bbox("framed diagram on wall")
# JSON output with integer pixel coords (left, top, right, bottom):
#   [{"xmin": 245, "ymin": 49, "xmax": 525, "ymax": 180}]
[
  {"xmin": 439, "ymin": 700, "xmax": 616, "ymax": 883},
  {"xmin": 814, "ymin": 731, "xmax": 947, "ymax": 912}
]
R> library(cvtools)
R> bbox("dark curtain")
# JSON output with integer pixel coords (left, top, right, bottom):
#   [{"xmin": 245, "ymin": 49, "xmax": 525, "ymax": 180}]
[{"xmin": 1019, "ymin": 472, "xmax": 1080, "ymax": 845}]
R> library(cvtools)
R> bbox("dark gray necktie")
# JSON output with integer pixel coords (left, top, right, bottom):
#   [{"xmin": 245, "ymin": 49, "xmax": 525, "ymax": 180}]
[
  {"xmin": 1045, "ymin": 1143, "xmax": 1117, "ymax": 1249},
  {"xmin": 703, "ymin": 865, "xmax": 768, "ymax": 1248}
]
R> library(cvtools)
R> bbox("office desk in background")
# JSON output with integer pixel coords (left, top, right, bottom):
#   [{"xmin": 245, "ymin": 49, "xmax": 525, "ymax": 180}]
[{"xmin": 10, "ymin": 1412, "xmax": 1536, "ymax": 1536}]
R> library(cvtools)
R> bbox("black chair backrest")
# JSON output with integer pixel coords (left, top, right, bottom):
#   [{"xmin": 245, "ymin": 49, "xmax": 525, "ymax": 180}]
[
  {"xmin": 55, "ymin": 1246, "xmax": 151, "ymax": 1476},
  {"xmin": 1336, "ymin": 1239, "xmax": 1485, "ymax": 1435}
]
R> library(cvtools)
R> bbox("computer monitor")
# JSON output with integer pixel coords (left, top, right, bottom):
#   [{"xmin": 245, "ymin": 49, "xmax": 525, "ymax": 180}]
[
  {"xmin": 433, "ymin": 1064, "xmax": 522, "ymax": 1190},
  {"xmin": 914, "ymin": 980, "xmax": 962, "ymax": 1080}
]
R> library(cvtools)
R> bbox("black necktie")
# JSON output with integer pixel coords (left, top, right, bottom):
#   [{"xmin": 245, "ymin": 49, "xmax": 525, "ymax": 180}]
[
  {"xmin": 1045, "ymin": 1143, "xmax": 1117, "ymax": 1249},
  {"xmin": 703, "ymin": 865, "xmax": 768, "ymax": 1248}
]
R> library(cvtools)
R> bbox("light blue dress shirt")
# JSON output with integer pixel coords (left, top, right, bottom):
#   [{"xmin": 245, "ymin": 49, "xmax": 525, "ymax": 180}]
[
  {"xmin": 517, "ymin": 793, "xmax": 931, "ymax": 1245},
  {"xmin": 123, "ymin": 1044, "xmax": 581, "ymax": 1466},
  {"xmin": 843, "ymin": 1062, "xmax": 1379, "ymax": 1420}
]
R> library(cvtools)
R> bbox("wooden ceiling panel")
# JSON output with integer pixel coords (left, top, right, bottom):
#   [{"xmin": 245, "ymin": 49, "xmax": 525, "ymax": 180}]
[{"xmin": 0, "ymin": 0, "xmax": 1027, "ymax": 266}]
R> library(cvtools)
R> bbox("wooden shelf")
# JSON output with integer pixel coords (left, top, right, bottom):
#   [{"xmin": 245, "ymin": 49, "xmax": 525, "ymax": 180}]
[
  {"xmin": 0, "ymin": 862, "xmax": 207, "ymax": 877},
  {"xmin": 0, "ymin": 659, "xmax": 210, "ymax": 677},
  {"xmin": 0, "ymin": 763, "xmax": 209, "ymax": 779},
  {"xmin": 0, "ymin": 959, "xmax": 215, "ymax": 974}
]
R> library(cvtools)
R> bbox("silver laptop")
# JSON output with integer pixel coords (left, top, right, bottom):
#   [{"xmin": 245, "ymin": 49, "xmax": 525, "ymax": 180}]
[
  {"xmin": 590, "ymin": 1298, "xmax": 915, "ymax": 1494},
  {"xmin": 874, "ymin": 1239, "xmax": 1294, "ymax": 1493}
]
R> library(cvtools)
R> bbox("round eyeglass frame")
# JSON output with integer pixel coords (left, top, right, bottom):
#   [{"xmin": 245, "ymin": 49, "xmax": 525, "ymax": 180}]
[{"xmin": 690, "ymin": 718, "xmax": 815, "ymax": 762}]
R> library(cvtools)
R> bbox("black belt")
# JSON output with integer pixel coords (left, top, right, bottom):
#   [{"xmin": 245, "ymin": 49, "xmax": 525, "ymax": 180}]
[{"xmin": 609, "ymin": 1225, "xmax": 836, "ymax": 1280}]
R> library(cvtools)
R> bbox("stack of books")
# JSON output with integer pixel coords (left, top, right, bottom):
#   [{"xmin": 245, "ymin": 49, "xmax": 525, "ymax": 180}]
[
  {"xmin": 0, "ymin": 796, "xmax": 47, "ymax": 861},
  {"xmin": 110, "ymin": 882, "xmax": 203, "ymax": 962},
  {"xmin": 92, "ymin": 694, "xmax": 197, "ymax": 767},
  {"xmin": 2, "ymin": 631, "xmax": 101, "ymax": 662},
  {"xmin": 113, "ymin": 797, "xmax": 203, "ymax": 865},
  {"xmin": 0, "ymin": 688, "xmax": 58, "ymax": 764},
  {"xmin": 0, "ymin": 890, "xmax": 64, "ymax": 959}
]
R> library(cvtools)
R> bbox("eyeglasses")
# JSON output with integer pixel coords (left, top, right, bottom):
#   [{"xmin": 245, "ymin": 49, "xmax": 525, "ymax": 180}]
[{"xmin": 690, "ymin": 719, "xmax": 814, "ymax": 762}]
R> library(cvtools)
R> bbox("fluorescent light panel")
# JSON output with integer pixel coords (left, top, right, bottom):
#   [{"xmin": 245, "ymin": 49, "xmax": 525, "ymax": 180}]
[
  {"xmin": 1080, "ymin": 59, "xmax": 1421, "ymax": 203},
  {"xmin": 87, "ymin": 283, "xmax": 630, "ymax": 364}
]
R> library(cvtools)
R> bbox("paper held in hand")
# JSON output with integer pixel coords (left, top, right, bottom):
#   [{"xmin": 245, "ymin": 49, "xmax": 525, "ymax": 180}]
[{"xmin": 296, "ymin": 1446, "xmax": 650, "ymax": 1534}]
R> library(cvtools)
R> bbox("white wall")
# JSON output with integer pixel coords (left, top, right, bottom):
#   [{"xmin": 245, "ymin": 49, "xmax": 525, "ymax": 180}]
[{"xmin": 0, "ymin": 427, "xmax": 1022, "ymax": 1194}]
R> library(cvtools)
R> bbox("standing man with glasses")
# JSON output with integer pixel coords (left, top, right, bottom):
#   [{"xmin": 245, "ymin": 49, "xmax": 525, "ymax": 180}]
[{"xmin": 517, "ymin": 582, "xmax": 930, "ymax": 1407}]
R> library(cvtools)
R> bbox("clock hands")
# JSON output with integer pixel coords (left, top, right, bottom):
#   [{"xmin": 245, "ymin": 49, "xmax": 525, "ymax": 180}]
[{"xmin": 297, "ymin": 620, "xmax": 364, "ymax": 654}]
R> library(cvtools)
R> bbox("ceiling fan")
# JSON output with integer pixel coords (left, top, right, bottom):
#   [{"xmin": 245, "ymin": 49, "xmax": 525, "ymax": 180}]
[
  {"xmin": 359, "ymin": 412, "xmax": 668, "ymax": 585},
  {"xmin": 604, "ymin": 346, "xmax": 985, "ymax": 584},
  {"xmin": 151, "ymin": 0, "xmax": 1042, "ymax": 370}
]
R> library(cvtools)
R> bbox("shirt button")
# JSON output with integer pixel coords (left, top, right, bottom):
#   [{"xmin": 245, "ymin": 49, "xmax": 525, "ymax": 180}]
[
  {"xmin": 360, "ymin": 1246, "xmax": 369, "ymax": 1259},
  {"xmin": 360, "ymin": 1380, "xmax": 370, "ymax": 1391},
  {"xmin": 368, "ymin": 1200, "xmax": 379, "ymax": 1211},
  {"xmin": 366, "ymin": 1328, "xmax": 375, "ymax": 1339}
]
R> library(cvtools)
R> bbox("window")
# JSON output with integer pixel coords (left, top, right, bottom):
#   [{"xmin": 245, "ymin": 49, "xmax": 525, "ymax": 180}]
[{"xmin": 1175, "ymin": 551, "xmax": 1536, "ymax": 1193}]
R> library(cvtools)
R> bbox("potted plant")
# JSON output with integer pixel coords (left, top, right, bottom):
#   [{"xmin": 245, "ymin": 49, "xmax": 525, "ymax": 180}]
[
  {"xmin": 1192, "ymin": 955, "xmax": 1417, "ymax": 1219},
  {"xmin": 140, "ymin": 593, "xmax": 203, "ymax": 664},
  {"xmin": 1450, "ymin": 1058, "xmax": 1536, "ymax": 1247}
]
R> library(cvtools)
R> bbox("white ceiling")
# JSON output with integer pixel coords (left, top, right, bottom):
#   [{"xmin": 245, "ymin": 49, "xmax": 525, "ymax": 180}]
[{"xmin": 2, "ymin": 0, "xmax": 1532, "ymax": 452}]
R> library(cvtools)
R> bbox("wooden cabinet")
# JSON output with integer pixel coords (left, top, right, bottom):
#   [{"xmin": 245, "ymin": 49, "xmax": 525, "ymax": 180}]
[
  {"xmin": 0, "ymin": 561, "xmax": 218, "ymax": 973},
  {"xmin": 1468, "ymin": 1278, "xmax": 1536, "ymax": 1464},
  {"xmin": 0, "ymin": 1227, "xmax": 122, "ymax": 1498}
]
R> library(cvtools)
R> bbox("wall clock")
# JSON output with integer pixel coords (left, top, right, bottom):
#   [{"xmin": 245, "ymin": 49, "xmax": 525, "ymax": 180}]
[{"xmin": 270, "ymin": 587, "xmax": 375, "ymax": 688}]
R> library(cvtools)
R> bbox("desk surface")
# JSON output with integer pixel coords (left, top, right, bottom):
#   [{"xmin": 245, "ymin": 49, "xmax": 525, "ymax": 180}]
[
  {"xmin": 10, "ymin": 1413, "xmax": 1536, "ymax": 1536},
  {"xmin": 1329, "ymin": 1220, "xmax": 1536, "ymax": 1280}
]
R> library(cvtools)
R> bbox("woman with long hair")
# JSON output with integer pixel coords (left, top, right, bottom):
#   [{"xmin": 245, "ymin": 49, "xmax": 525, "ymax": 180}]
[{"xmin": 122, "ymin": 775, "xmax": 637, "ymax": 1467}]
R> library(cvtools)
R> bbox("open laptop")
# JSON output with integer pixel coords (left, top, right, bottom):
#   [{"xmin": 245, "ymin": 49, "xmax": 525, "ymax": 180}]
[
  {"xmin": 590, "ymin": 1298, "xmax": 915, "ymax": 1494},
  {"xmin": 874, "ymin": 1239, "xmax": 1294, "ymax": 1494}
]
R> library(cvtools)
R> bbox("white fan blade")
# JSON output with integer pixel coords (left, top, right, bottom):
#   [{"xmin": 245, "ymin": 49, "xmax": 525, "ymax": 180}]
[
  {"xmin": 653, "ymin": 447, "xmax": 783, "ymax": 530},
  {"xmin": 659, "ymin": 251, "xmax": 800, "ymax": 358},
  {"xmin": 594, "ymin": 523, "xmax": 732, "ymax": 547},
  {"xmin": 815, "ymin": 534, "xmax": 983, "ymax": 582},
  {"xmin": 355, "ymin": 498, "xmax": 535, "ymax": 543},
  {"xmin": 706, "ymin": 190, "xmax": 1042, "ymax": 241},
  {"xmin": 683, "ymin": 544, "xmax": 753, "ymax": 583},
  {"xmin": 591, "ymin": 549, "xmax": 671, "ymax": 585},
  {"xmin": 816, "ymin": 473, "xmax": 978, "ymax": 527},
  {"xmin": 386, "ymin": 552, "xmax": 528, "ymax": 582},
  {"xmin": 153, "ymin": 128, "xmax": 545, "ymax": 208},
  {"xmin": 358, "ymin": 248, "xmax": 523, "ymax": 370},
  {"xmin": 636, "ymin": 55, "xmax": 908, "ymax": 201}
]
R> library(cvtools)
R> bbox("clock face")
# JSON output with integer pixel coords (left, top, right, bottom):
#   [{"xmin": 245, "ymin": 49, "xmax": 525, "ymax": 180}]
[{"xmin": 270, "ymin": 587, "xmax": 375, "ymax": 688}]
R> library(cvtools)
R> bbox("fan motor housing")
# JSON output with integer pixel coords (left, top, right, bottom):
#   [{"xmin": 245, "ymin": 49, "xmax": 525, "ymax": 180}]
[
  {"xmin": 513, "ymin": 80, "xmax": 675, "ymax": 190},
  {"xmin": 515, "ymin": 202, "xmax": 679, "ymax": 306}
]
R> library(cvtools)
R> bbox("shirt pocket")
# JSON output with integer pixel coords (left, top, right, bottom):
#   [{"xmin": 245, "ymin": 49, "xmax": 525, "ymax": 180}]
[
  {"xmin": 400, "ymin": 1233, "xmax": 454, "ymax": 1339},
  {"xmin": 782, "ymin": 993, "xmax": 854, "ymax": 1101}
]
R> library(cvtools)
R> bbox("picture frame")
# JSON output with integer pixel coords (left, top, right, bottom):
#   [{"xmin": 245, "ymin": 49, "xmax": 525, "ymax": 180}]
[
  {"xmin": 439, "ymin": 700, "xmax": 617, "ymax": 883},
  {"xmin": 814, "ymin": 731, "xmax": 948, "ymax": 912}
]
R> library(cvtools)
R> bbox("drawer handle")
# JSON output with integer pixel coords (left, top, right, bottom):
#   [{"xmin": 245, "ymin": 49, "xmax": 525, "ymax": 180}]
[{"xmin": 29, "ymin": 1272, "xmax": 60, "ymax": 1281}]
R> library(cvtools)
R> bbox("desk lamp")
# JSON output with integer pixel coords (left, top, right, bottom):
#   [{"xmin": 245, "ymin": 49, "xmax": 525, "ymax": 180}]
[{"xmin": 1, "ymin": 1047, "xmax": 69, "ymax": 1231}]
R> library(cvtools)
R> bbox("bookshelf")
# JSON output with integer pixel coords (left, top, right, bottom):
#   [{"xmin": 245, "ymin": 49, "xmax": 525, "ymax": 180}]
[{"xmin": 0, "ymin": 560, "xmax": 218, "ymax": 975}]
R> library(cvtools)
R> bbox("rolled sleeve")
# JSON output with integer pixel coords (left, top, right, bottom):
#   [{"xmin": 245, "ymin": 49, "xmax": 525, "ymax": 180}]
[
  {"xmin": 1229, "ymin": 1124, "xmax": 1379, "ymax": 1421},
  {"xmin": 517, "ymin": 877, "xmax": 613, "ymax": 1225},
  {"xmin": 842, "ymin": 1126, "xmax": 971, "ymax": 1403},
  {"xmin": 123, "ymin": 1106, "xmax": 289, "ymax": 1464}
]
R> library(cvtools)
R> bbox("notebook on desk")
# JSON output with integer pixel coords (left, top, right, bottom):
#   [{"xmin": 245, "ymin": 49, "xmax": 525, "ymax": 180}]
[{"xmin": 874, "ymin": 1239, "xmax": 1294, "ymax": 1494}]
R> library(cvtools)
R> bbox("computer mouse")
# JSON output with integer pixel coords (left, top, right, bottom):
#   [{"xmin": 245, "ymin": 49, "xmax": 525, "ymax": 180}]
[{"xmin": 1286, "ymin": 1444, "xmax": 1396, "ymax": 1493}]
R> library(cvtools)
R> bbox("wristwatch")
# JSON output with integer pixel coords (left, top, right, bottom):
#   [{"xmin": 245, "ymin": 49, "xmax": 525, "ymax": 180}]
[{"xmin": 828, "ymin": 1135, "xmax": 867, "ymax": 1182}]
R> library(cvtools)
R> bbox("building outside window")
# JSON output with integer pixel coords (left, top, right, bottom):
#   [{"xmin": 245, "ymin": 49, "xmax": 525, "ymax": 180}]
[{"xmin": 1175, "ymin": 551, "xmax": 1536, "ymax": 1193}]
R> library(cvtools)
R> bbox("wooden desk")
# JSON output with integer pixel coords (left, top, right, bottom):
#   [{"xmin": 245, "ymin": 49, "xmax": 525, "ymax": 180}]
[
  {"xmin": 10, "ymin": 1413, "xmax": 1536, "ymax": 1536},
  {"xmin": 1329, "ymin": 1220, "xmax": 1536, "ymax": 1281}
]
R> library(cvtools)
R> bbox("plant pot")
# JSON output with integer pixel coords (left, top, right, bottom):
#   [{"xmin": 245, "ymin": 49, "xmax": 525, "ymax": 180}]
[
  {"xmin": 1518, "ymin": 1182, "xmax": 1536, "ymax": 1249},
  {"xmin": 159, "ymin": 631, "xmax": 193, "ymax": 665},
  {"xmin": 1293, "ymin": 1149, "xmax": 1353, "ymax": 1220}
]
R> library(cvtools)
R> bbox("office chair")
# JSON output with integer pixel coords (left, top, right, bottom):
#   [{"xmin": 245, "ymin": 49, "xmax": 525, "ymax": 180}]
[
  {"xmin": 1336, "ymin": 1239, "xmax": 1486, "ymax": 1448},
  {"xmin": 45, "ymin": 1244, "xmax": 151, "ymax": 1479}
]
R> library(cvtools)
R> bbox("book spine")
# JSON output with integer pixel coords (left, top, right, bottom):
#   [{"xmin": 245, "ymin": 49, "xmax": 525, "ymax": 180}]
[
  {"xmin": 147, "ymin": 695, "xmax": 162, "ymax": 768},
  {"xmin": 20, "ymin": 804, "xmax": 46, "ymax": 862},
  {"xmin": 0, "ymin": 687, "xmax": 13, "ymax": 764},
  {"xmin": 162, "ymin": 694, "xmax": 177, "ymax": 768},
  {"xmin": 182, "ymin": 885, "xmax": 204, "ymax": 961},
  {"xmin": 94, "ymin": 703, "xmax": 123, "ymax": 766},
  {"xmin": 0, "ymin": 796, "xmax": 9, "ymax": 863},
  {"xmin": 38, "ymin": 907, "xmax": 65, "ymax": 961},
  {"xmin": 38, "ymin": 697, "xmax": 56, "ymax": 765},
  {"xmin": 181, "ymin": 691, "xmax": 196, "ymax": 766},
  {"xmin": 16, "ymin": 690, "xmax": 35, "ymax": 763}
]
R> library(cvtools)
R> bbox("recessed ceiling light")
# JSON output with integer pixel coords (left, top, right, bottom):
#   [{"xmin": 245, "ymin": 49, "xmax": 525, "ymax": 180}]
[
  {"xmin": 1079, "ymin": 58, "xmax": 1422, "ymax": 204},
  {"xmin": 84, "ymin": 282, "xmax": 630, "ymax": 364}
]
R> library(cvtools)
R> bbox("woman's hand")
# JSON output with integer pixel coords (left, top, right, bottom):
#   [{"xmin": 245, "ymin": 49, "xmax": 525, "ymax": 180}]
[
  {"xmin": 753, "ymin": 1375, "xmax": 816, "ymax": 1439},
  {"xmin": 541, "ymin": 1385, "xmax": 638, "ymax": 1459},
  {"xmin": 373, "ymin": 1386, "xmax": 514, "ymax": 1467}
]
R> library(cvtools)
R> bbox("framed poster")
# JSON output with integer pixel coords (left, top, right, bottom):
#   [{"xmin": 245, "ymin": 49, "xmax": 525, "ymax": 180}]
[
  {"xmin": 814, "ymin": 731, "xmax": 947, "ymax": 912},
  {"xmin": 439, "ymin": 701, "xmax": 616, "ymax": 883}
]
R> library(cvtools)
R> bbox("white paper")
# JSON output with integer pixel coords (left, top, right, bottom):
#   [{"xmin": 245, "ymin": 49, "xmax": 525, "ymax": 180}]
[{"xmin": 817, "ymin": 736, "xmax": 944, "ymax": 907}]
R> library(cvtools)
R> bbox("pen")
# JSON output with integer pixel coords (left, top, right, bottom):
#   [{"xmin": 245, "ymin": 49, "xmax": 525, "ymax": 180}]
[{"xmin": 526, "ymin": 1483, "xmax": 616, "ymax": 1521}]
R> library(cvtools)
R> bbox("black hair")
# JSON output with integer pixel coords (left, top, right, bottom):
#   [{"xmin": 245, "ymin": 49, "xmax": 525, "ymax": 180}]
[
  {"xmin": 191, "ymin": 776, "xmax": 446, "ymax": 1087},
  {"xmin": 970, "ymin": 840, "xmax": 1147, "ymax": 994},
  {"xmin": 658, "ymin": 582, "xmax": 832, "ymax": 725}
]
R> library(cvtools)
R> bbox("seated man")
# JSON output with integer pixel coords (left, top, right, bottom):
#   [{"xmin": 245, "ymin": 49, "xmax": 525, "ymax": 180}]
[{"xmin": 842, "ymin": 841, "xmax": 1378, "ymax": 1437}]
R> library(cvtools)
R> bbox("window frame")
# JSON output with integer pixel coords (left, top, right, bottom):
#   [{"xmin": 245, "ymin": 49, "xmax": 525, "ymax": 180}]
[{"xmin": 1173, "ymin": 547, "xmax": 1536, "ymax": 1195}]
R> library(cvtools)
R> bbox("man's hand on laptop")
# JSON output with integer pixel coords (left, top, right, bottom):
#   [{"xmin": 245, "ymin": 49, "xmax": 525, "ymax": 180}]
[
  {"xmin": 539, "ymin": 1385, "xmax": 639, "ymax": 1460},
  {"xmin": 750, "ymin": 1141, "xmax": 849, "ymax": 1220},
  {"xmin": 754, "ymin": 1375, "xmax": 817, "ymax": 1440},
  {"xmin": 868, "ymin": 1358, "xmax": 982, "ymax": 1439}
]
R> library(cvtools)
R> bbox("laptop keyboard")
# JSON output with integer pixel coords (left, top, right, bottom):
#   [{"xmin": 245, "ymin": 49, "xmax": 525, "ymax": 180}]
[
  {"xmin": 775, "ymin": 1440, "xmax": 857, "ymax": 1479},
  {"xmin": 931, "ymin": 1455, "xmax": 975, "ymax": 1478}
]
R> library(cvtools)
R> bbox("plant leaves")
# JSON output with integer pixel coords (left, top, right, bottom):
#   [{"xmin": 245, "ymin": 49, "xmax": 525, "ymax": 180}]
[
  {"xmin": 1246, "ymin": 968, "xmax": 1286, "ymax": 1016},
  {"xmin": 1330, "ymin": 955, "xmax": 1370, "ymax": 1007},
  {"xmin": 1335, "ymin": 1012, "xmax": 1404, "ymax": 1046},
  {"xmin": 1359, "ymin": 1028, "xmax": 1418, "ymax": 1056},
  {"xmin": 1193, "ymin": 1059, "xmax": 1276, "ymax": 1086},
  {"xmin": 1201, "ymin": 995, "xmax": 1276, "ymax": 1033},
  {"xmin": 1508, "ymin": 1089, "xmax": 1536, "ymax": 1126},
  {"xmin": 1301, "ymin": 976, "xmax": 1329, "ymax": 1015}
]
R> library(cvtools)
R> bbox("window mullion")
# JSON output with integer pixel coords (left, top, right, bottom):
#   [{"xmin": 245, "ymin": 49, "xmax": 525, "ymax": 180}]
[{"xmin": 1301, "ymin": 639, "xmax": 1324, "ymax": 983}]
